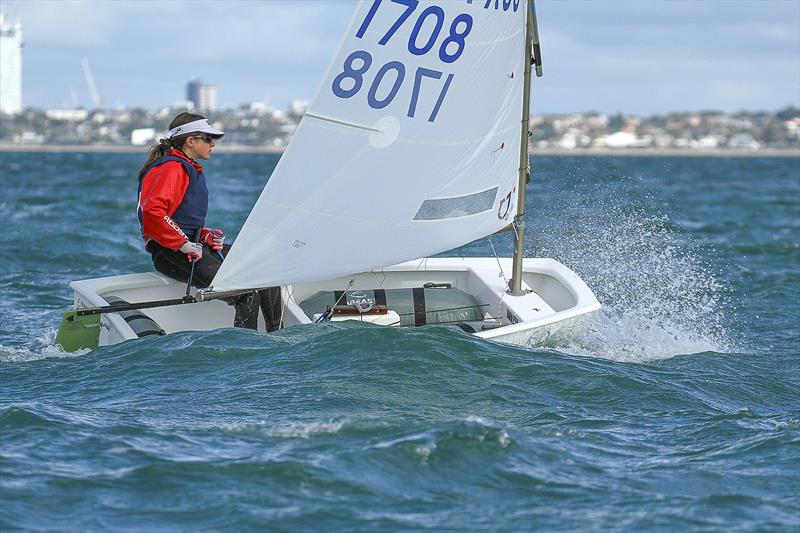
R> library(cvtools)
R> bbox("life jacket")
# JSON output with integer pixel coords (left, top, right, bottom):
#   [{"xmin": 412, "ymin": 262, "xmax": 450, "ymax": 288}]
[{"xmin": 137, "ymin": 155, "xmax": 209, "ymax": 239}]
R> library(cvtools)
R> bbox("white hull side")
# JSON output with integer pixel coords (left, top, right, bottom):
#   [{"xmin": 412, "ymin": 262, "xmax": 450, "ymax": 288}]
[
  {"xmin": 478, "ymin": 314, "xmax": 587, "ymax": 348},
  {"xmin": 66, "ymin": 257, "xmax": 600, "ymax": 349}
]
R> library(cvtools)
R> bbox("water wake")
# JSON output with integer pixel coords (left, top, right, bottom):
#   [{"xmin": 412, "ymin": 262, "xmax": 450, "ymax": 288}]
[
  {"xmin": 0, "ymin": 328, "xmax": 86, "ymax": 363},
  {"xmin": 534, "ymin": 203, "xmax": 734, "ymax": 362}
]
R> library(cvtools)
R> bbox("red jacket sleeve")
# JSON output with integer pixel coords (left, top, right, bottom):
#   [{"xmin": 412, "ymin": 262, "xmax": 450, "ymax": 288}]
[{"xmin": 139, "ymin": 161, "xmax": 191, "ymax": 250}]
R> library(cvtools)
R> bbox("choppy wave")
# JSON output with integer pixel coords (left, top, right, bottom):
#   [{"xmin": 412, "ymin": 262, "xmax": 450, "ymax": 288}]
[
  {"xmin": 1, "ymin": 153, "xmax": 797, "ymax": 531},
  {"xmin": 0, "ymin": 328, "xmax": 88, "ymax": 363},
  {"xmin": 2, "ymin": 329, "xmax": 796, "ymax": 530}
]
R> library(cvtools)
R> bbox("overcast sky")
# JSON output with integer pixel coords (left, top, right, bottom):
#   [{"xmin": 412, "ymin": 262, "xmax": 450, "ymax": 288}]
[{"xmin": 2, "ymin": 0, "xmax": 798, "ymax": 115}]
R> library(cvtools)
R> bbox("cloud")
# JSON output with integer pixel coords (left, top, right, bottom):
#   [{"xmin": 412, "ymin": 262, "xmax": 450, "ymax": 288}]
[
  {"xmin": 2, "ymin": 1, "xmax": 117, "ymax": 47},
  {"xmin": 3, "ymin": 0, "xmax": 799, "ymax": 112},
  {"xmin": 3, "ymin": 0, "xmax": 355, "ymax": 108},
  {"xmin": 535, "ymin": 0, "xmax": 799, "ymax": 113},
  {"xmin": 3, "ymin": 0, "xmax": 352, "ymax": 58}
]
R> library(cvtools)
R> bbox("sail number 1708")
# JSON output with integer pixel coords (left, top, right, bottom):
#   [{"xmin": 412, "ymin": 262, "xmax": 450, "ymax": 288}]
[
  {"xmin": 356, "ymin": 0, "xmax": 473, "ymax": 63},
  {"xmin": 331, "ymin": 0, "xmax": 474, "ymax": 123}
]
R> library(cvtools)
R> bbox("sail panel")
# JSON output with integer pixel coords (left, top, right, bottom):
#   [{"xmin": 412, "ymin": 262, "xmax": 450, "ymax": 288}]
[
  {"xmin": 212, "ymin": 0, "xmax": 527, "ymax": 291},
  {"xmin": 413, "ymin": 187, "xmax": 499, "ymax": 220}
]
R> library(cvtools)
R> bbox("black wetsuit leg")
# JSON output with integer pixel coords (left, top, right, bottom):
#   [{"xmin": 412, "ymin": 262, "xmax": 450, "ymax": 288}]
[
  {"xmin": 148, "ymin": 242, "xmax": 265, "ymax": 329},
  {"xmin": 259, "ymin": 287, "xmax": 283, "ymax": 332}
]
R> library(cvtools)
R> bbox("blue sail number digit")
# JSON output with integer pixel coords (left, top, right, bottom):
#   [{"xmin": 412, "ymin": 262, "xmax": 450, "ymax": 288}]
[
  {"xmin": 408, "ymin": 6, "xmax": 445, "ymax": 56},
  {"xmin": 407, "ymin": 67, "xmax": 442, "ymax": 118},
  {"xmin": 368, "ymin": 61, "xmax": 406, "ymax": 109},
  {"xmin": 428, "ymin": 73, "xmax": 454, "ymax": 122},
  {"xmin": 355, "ymin": 0, "xmax": 382, "ymax": 39},
  {"xmin": 439, "ymin": 14, "xmax": 472, "ymax": 63},
  {"xmin": 332, "ymin": 51, "xmax": 372, "ymax": 99},
  {"xmin": 378, "ymin": 0, "xmax": 419, "ymax": 45}
]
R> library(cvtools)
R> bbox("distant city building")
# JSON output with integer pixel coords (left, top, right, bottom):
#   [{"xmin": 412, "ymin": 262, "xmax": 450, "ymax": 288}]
[
  {"xmin": 728, "ymin": 133, "xmax": 760, "ymax": 151},
  {"xmin": 289, "ymin": 99, "xmax": 309, "ymax": 116},
  {"xmin": 199, "ymin": 85, "xmax": 217, "ymax": 112},
  {"xmin": 13, "ymin": 131, "xmax": 43, "ymax": 144},
  {"xmin": 185, "ymin": 79, "xmax": 201, "ymax": 107},
  {"xmin": 185, "ymin": 79, "xmax": 217, "ymax": 112},
  {"xmin": 785, "ymin": 117, "xmax": 800, "ymax": 138},
  {"xmin": 130, "ymin": 127, "xmax": 156, "ymax": 146},
  {"xmin": 0, "ymin": 14, "xmax": 23, "ymax": 115},
  {"xmin": 1, "ymin": 102, "xmax": 797, "ymax": 151},
  {"xmin": 247, "ymin": 101, "xmax": 273, "ymax": 114},
  {"xmin": 45, "ymin": 108, "xmax": 88, "ymax": 121}
]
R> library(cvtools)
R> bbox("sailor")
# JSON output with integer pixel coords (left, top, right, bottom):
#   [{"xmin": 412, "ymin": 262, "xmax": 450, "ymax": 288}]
[{"xmin": 137, "ymin": 112, "xmax": 282, "ymax": 331}]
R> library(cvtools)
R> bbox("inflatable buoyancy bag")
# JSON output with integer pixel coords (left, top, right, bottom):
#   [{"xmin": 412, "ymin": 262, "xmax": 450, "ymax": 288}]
[
  {"xmin": 299, "ymin": 287, "xmax": 485, "ymax": 327},
  {"xmin": 103, "ymin": 296, "xmax": 166, "ymax": 338}
]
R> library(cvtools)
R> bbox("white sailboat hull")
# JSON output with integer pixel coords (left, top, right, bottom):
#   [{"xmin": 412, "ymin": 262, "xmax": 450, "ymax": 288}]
[{"xmin": 65, "ymin": 257, "xmax": 599, "ymax": 349}]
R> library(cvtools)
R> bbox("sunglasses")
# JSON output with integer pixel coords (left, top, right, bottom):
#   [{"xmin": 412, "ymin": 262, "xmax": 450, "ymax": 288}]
[{"xmin": 193, "ymin": 134, "xmax": 217, "ymax": 144}]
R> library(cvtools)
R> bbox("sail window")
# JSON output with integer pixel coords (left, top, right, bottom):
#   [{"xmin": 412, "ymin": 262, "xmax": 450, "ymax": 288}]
[{"xmin": 413, "ymin": 187, "xmax": 498, "ymax": 221}]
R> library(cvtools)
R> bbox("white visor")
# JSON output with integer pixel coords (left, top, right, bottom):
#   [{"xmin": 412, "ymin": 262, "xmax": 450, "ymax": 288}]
[{"xmin": 165, "ymin": 119, "xmax": 225, "ymax": 140}]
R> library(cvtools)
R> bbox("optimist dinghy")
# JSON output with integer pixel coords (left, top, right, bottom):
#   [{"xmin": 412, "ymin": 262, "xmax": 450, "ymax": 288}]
[{"xmin": 56, "ymin": 0, "xmax": 600, "ymax": 351}]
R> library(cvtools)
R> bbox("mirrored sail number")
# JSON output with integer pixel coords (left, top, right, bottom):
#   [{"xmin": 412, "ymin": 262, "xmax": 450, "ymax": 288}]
[{"xmin": 332, "ymin": 50, "xmax": 454, "ymax": 122}]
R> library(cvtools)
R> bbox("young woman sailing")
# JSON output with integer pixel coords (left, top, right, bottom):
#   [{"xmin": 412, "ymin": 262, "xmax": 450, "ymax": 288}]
[{"xmin": 137, "ymin": 112, "xmax": 281, "ymax": 331}]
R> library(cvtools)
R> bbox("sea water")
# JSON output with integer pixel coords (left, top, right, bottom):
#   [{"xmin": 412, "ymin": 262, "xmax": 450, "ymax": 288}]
[{"xmin": 1, "ymin": 152, "xmax": 798, "ymax": 530}]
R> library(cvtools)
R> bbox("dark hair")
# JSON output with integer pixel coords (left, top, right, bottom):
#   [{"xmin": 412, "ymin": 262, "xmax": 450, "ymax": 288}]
[{"xmin": 138, "ymin": 112, "xmax": 206, "ymax": 180}]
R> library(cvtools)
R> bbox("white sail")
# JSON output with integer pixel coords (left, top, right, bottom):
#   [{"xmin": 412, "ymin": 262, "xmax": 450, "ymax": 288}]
[{"xmin": 212, "ymin": 0, "xmax": 528, "ymax": 291}]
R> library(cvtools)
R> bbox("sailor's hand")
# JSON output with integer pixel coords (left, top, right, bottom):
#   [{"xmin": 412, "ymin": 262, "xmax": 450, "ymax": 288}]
[
  {"xmin": 201, "ymin": 228, "xmax": 225, "ymax": 251},
  {"xmin": 179, "ymin": 241, "xmax": 203, "ymax": 262}
]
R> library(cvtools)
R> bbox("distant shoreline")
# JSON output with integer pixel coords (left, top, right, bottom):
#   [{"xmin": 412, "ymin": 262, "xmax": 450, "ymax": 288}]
[
  {"xmin": 1, "ymin": 143, "xmax": 798, "ymax": 158},
  {"xmin": 0, "ymin": 143, "xmax": 284, "ymax": 155}
]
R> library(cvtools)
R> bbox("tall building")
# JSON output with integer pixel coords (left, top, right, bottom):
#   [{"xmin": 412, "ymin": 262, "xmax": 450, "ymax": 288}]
[
  {"xmin": 0, "ymin": 14, "xmax": 23, "ymax": 115},
  {"xmin": 198, "ymin": 84, "xmax": 217, "ymax": 112},
  {"xmin": 185, "ymin": 79, "xmax": 217, "ymax": 112},
  {"xmin": 186, "ymin": 79, "xmax": 201, "ymax": 108}
]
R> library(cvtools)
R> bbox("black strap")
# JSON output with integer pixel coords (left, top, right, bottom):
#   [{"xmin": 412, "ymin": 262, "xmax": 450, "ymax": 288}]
[
  {"xmin": 136, "ymin": 329, "xmax": 166, "ymax": 337},
  {"xmin": 333, "ymin": 290, "xmax": 346, "ymax": 306},
  {"xmin": 412, "ymin": 288, "xmax": 427, "ymax": 326},
  {"xmin": 374, "ymin": 289, "xmax": 387, "ymax": 307},
  {"xmin": 121, "ymin": 313, "xmax": 152, "ymax": 324}
]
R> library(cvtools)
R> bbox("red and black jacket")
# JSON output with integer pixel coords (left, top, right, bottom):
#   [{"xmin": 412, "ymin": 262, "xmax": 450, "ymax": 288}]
[{"xmin": 137, "ymin": 149, "xmax": 208, "ymax": 251}]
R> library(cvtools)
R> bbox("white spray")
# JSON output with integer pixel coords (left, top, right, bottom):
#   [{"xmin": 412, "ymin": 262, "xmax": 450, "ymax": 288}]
[{"xmin": 531, "ymin": 202, "xmax": 735, "ymax": 362}]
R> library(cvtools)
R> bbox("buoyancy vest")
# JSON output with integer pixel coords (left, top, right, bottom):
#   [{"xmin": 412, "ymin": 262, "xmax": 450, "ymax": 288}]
[{"xmin": 137, "ymin": 155, "xmax": 209, "ymax": 239}]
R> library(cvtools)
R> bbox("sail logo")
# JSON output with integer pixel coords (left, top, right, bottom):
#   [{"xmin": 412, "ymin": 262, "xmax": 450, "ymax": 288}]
[
  {"xmin": 478, "ymin": 0, "xmax": 522, "ymax": 12},
  {"xmin": 346, "ymin": 291, "xmax": 375, "ymax": 309},
  {"xmin": 498, "ymin": 187, "xmax": 516, "ymax": 220}
]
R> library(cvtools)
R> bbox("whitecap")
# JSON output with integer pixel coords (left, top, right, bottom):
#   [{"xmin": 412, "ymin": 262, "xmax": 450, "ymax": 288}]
[
  {"xmin": 222, "ymin": 419, "xmax": 349, "ymax": 439},
  {"xmin": 0, "ymin": 328, "xmax": 89, "ymax": 363}
]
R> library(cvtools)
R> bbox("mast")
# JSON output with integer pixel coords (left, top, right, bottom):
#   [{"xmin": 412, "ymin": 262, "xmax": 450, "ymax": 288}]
[{"xmin": 509, "ymin": 0, "xmax": 542, "ymax": 295}]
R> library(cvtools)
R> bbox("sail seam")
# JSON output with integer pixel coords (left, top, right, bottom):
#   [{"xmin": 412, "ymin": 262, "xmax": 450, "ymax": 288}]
[{"xmin": 401, "ymin": 123, "xmax": 519, "ymax": 146}]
